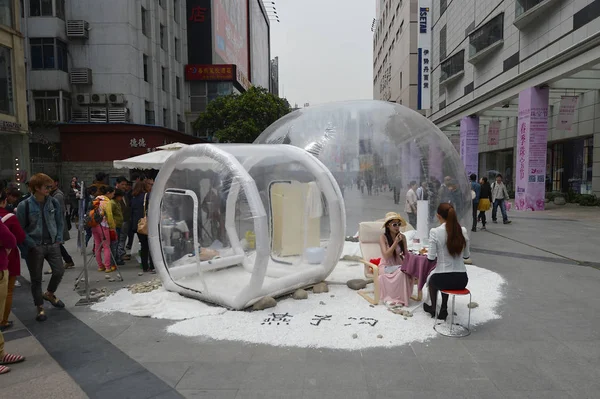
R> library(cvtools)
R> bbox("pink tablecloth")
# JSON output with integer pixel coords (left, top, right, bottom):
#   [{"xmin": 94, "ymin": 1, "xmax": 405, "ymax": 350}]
[{"xmin": 401, "ymin": 252, "xmax": 437, "ymax": 292}]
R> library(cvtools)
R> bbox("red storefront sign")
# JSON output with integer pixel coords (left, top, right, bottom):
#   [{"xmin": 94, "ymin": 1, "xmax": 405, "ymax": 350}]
[
  {"xmin": 185, "ymin": 64, "xmax": 234, "ymax": 81},
  {"xmin": 188, "ymin": 6, "xmax": 207, "ymax": 22}
]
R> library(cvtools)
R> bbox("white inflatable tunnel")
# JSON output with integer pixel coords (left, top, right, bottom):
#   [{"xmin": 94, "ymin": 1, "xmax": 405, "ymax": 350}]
[{"xmin": 148, "ymin": 144, "xmax": 346, "ymax": 309}]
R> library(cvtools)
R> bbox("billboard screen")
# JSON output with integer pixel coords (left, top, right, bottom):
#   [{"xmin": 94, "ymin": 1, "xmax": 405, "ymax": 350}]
[
  {"xmin": 249, "ymin": 0, "xmax": 270, "ymax": 89},
  {"xmin": 186, "ymin": 0, "xmax": 213, "ymax": 65},
  {"xmin": 213, "ymin": 0, "xmax": 249, "ymax": 78}
]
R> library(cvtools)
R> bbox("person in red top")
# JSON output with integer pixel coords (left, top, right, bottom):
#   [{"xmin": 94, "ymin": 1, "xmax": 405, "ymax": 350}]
[
  {"xmin": 0, "ymin": 214, "xmax": 26, "ymax": 374},
  {"xmin": 0, "ymin": 190, "xmax": 26, "ymax": 331}
]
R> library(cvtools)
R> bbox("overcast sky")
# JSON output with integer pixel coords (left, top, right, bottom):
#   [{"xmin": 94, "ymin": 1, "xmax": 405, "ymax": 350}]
[{"xmin": 269, "ymin": 0, "xmax": 375, "ymax": 107}]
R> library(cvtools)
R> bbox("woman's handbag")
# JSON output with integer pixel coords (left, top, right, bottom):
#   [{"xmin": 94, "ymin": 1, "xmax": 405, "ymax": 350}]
[{"xmin": 137, "ymin": 193, "xmax": 148, "ymax": 235}]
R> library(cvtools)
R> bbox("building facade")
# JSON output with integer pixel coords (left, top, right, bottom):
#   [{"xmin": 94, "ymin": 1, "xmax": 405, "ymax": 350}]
[
  {"xmin": 1, "ymin": 0, "xmax": 30, "ymax": 186},
  {"xmin": 373, "ymin": 0, "xmax": 421, "ymax": 110},
  {"xmin": 429, "ymin": 0, "xmax": 600, "ymax": 199},
  {"xmin": 185, "ymin": 0, "xmax": 271, "ymax": 137}
]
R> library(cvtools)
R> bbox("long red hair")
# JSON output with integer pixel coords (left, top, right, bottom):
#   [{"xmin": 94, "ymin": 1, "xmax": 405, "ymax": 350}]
[{"xmin": 437, "ymin": 203, "xmax": 466, "ymax": 257}]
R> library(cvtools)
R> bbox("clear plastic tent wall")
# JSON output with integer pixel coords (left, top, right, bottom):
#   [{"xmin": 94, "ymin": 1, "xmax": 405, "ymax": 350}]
[
  {"xmin": 255, "ymin": 100, "xmax": 473, "ymax": 234},
  {"xmin": 148, "ymin": 144, "xmax": 345, "ymax": 310}
]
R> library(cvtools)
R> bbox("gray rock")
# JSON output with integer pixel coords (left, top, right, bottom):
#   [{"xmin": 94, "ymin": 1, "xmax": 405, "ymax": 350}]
[
  {"xmin": 138, "ymin": 272, "xmax": 144, "ymax": 276},
  {"xmin": 292, "ymin": 289, "xmax": 308, "ymax": 300},
  {"xmin": 330, "ymin": 295, "xmax": 335, "ymax": 298},
  {"xmin": 319, "ymin": 301, "xmax": 326, "ymax": 305},
  {"xmin": 467, "ymin": 301, "xmax": 479, "ymax": 309},
  {"xmin": 108, "ymin": 278, "xmax": 116, "ymax": 282},
  {"xmin": 554, "ymin": 196, "xmax": 566, "ymax": 205},
  {"xmin": 377, "ymin": 334, "xmax": 383, "ymax": 339},
  {"xmin": 352, "ymin": 333, "xmax": 358, "ymax": 339},
  {"xmin": 312, "ymin": 282, "xmax": 329, "ymax": 293},
  {"xmin": 346, "ymin": 279, "xmax": 367, "ymax": 290},
  {"xmin": 105, "ymin": 274, "xmax": 111, "ymax": 279},
  {"xmin": 252, "ymin": 296, "xmax": 277, "ymax": 311}
]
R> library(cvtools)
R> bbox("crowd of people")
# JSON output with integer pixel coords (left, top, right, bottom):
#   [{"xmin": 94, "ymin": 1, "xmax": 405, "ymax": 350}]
[{"xmin": 0, "ymin": 170, "xmax": 159, "ymax": 374}]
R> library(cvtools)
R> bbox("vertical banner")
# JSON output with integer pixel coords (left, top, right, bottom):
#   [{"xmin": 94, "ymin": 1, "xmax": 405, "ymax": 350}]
[
  {"xmin": 460, "ymin": 116, "xmax": 479, "ymax": 177},
  {"xmin": 416, "ymin": 200, "xmax": 429, "ymax": 240},
  {"xmin": 417, "ymin": 0, "xmax": 431, "ymax": 110},
  {"xmin": 487, "ymin": 120, "xmax": 500, "ymax": 145},
  {"xmin": 516, "ymin": 87, "xmax": 549, "ymax": 211},
  {"xmin": 187, "ymin": 0, "xmax": 213, "ymax": 65},
  {"xmin": 557, "ymin": 95, "xmax": 578, "ymax": 131}
]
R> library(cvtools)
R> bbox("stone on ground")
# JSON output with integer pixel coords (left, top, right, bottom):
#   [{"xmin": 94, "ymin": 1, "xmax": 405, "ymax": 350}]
[
  {"xmin": 312, "ymin": 282, "xmax": 329, "ymax": 293},
  {"xmin": 346, "ymin": 279, "xmax": 367, "ymax": 290},
  {"xmin": 292, "ymin": 289, "xmax": 308, "ymax": 300},
  {"xmin": 252, "ymin": 296, "xmax": 277, "ymax": 310}
]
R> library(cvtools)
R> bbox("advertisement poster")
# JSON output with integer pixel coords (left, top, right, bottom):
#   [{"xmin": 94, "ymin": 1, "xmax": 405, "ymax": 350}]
[
  {"xmin": 417, "ymin": 0, "xmax": 432, "ymax": 110},
  {"xmin": 214, "ymin": 0, "xmax": 249, "ymax": 78},
  {"xmin": 557, "ymin": 95, "xmax": 578, "ymax": 131},
  {"xmin": 516, "ymin": 87, "xmax": 549, "ymax": 211},
  {"xmin": 487, "ymin": 120, "xmax": 500, "ymax": 146},
  {"xmin": 460, "ymin": 116, "xmax": 479, "ymax": 177}
]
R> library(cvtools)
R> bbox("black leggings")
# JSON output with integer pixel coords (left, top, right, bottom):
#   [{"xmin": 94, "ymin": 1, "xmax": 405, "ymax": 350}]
[
  {"xmin": 137, "ymin": 233, "xmax": 153, "ymax": 271},
  {"xmin": 429, "ymin": 272, "xmax": 468, "ymax": 311}
]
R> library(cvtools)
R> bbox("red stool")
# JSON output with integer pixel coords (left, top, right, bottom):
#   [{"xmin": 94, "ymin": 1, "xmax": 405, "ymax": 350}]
[{"xmin": 433, "ymin": 288, "xmax": 471, "ymax": 337}]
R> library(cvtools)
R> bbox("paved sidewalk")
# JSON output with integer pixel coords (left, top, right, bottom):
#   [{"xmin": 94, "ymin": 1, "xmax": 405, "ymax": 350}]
[{"xmin": 6, "ymin": 189, "xmax": 600, "ymax": 398}]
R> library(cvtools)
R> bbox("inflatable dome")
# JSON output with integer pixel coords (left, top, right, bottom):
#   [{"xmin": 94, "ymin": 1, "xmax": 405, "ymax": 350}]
[
  {"xmin": 148, "ymin": 144, "xmax": 345, "ymax": 310},
  {"xmin": 255, "ymin": 100, "xmax": 472, "ymax": 234}
]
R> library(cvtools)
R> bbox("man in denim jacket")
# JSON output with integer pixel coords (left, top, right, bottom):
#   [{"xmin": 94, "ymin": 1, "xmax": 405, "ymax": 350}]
[{"xmin": 16, "ymin": 173, "xmax": 65, "ymax": 322}]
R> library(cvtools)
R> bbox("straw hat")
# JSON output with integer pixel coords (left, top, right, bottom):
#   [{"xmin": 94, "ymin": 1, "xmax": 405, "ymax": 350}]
[{"xmin": 382, "ymin": 212, "xmax": 406, "ymax": 228}]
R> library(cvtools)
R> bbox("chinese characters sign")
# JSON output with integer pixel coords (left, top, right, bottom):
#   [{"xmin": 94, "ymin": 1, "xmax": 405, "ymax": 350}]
[
  {"xmin": 557, "ymin": 95, "xmax": 578, "ymax": 131},
  {"xmin": 185, "ymin": 64, "xmax": 234, "ymax": 81},
  {"xmin": 459, "ymin": 116, "xmax": 479, "ymax": 177},
  {"xmin": 417, "ymin": 0, "xmax": 432, "ymax": 110},
  {"xmin": 188, "ymin": 6, "xmax": 207, "ymax": 22},
  {"xmin": 487, "ymin": 120, "xmax": 500, "ymax": 146},
  {"xmin": 516, "ymin": 87, "xmax": 549, "ymax": 211}
]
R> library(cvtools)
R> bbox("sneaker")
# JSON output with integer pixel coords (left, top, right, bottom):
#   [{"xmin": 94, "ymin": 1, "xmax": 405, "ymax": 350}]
[
  {"xmin": 481, "ymin": 225, "xmax": 487, "ymax": 230},
  {"xmin": 43, "ymin": 270, "xmax": 52, "ymax": 275},
  {"xmin": 64, "ymin": 261, "xmax": 75, "ymax": 269},
  {"xmin": 492, "ymin": 220, "xmax": 498, "ymax": 224},
  {"xmin": 503, "ymin": 220, "xmax": 512, "ymax": 224},
  {"xmin": 98, "ymin": 267, "xmax": 105, "ymax": 272},
  {"xmin": 471, "ymin": 228, "xmax": 477, "ymax": 232},
  {"xmin": 105, "ymin": 266, "xmax": 117, "ymax": 273},
  {"xmin": 14, "ymin": 280, "xmax": 21, "ymax": 287}
]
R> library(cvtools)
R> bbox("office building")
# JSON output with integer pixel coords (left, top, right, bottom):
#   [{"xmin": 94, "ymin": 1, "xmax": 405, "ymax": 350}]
[
  {"xmin": 428, "ymin": 0, "xmax": 600, "ymax": 202},
  {"xmin": 373, "ymin": 0, "xmax": 424, "ymax": 110},
  {"xmin": 1, "ymin": 0, "xmax": 29, "ymax": 185}
]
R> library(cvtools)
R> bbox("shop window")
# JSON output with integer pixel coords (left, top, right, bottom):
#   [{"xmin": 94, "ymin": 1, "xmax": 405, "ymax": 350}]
[
  {"xmin": 29, "ymin": 0, "xmax": 52, "ymax": 17},
  {"xmin": 440, "ymin": 50, "xmax": 464, "ymax": 84},
  {"xmin": 469, "ymin": 14, "xmax": 504, "ymax": 58},
  {"xmin": 30, "ymin": 38, "xmax": 68, "ymax": 72},
  {"xmin": 141, "ymin": 6, "xmax": 149, "ymax": 37},
  {"xmin": 0, "ymin": 45, "xmax": 13, "ymax": 115},
  {"xmin": 0, "ymin": 0, "xmax": 13, "ymax": 27}
]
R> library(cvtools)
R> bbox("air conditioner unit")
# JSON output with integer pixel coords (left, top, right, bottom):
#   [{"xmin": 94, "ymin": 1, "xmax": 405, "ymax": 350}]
[
  {"xmin": 71, "ymin": 108, "xmax": 89, "ymax": 123},
  {"xmin": 108, "ymin": 107, "xmax": 128, "ymax": 123},
  {"xmin": 75, "ymin": 93, "xmax": 90, "ymax": 104},
  {"xmin": 89, "ymin": 107, "xmax": 107, "ymax": 123},
  {"xmin": 108, "ymin": 93, "xmax": 125, "ymax": 104},
  {"xmin": 70, "ymin": 68, "xmax": 93, "ymax": 85},
  {"xmin": 90, "ymin": 93, "xmax": 107, "ymax": 104},
  {"xmin": 66, "ymin": 20, "xmax": 90, "ymax": 39}
]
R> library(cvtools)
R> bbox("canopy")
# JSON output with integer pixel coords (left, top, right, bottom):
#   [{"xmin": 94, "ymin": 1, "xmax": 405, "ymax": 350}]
[{"xmin": 113, "ymin": 143, "xmax": 188, "ymax": 169}]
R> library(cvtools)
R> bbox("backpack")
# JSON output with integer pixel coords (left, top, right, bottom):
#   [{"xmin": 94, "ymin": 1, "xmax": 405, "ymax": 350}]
[{"xmin": 87, "ymin": 198, "xmax": 104, "ymax": 228}]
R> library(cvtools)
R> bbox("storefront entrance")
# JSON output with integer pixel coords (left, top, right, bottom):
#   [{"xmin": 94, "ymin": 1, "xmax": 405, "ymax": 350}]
[{"xmin": 547, "ymin": 137, "xmax": 594, "ymax": 194}]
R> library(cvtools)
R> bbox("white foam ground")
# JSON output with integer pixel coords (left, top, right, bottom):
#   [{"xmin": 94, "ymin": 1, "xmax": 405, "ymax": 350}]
[{"xmin": 93, "ymin": 262, "xmax": 505, "ymax": 349}]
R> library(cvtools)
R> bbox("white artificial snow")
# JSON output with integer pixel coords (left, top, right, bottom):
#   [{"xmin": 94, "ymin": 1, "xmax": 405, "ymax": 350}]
[
  {"xmin": 92, "ymin": 287, "xmax": 226, "ymax": 320},
  {"xmin": 92, "ymin": 239, "xmax": 506, "ymax": 349}
]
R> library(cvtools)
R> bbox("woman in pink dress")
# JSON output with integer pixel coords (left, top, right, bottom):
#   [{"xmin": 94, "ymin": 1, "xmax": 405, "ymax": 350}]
[{"xmin": 377, "ymin": 212, "xmax": 413, "ymax": 306}]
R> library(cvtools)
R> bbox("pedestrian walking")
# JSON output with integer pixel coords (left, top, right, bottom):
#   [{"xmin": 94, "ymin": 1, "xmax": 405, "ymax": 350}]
[
  {"xmin": 50, "ymin": 176, "xmax": 74, "ymax": 269},
  {"xmin": 16, "ymin": 173, "xmax": 66, "ymax": 322},
  {"xmin": 470, "ymin": 174, "xmax": 481, "ymax": 232},
  {"xmin": 477, "ymin": 177, "xmax": 492, "ymax": 230},
  {"xmin": 405, "ymin": 181, "xmax": 418, "ymax": 228},
  {"xmin": 491, "ymin": 174, "xmax": 512, "ymax": 224}
]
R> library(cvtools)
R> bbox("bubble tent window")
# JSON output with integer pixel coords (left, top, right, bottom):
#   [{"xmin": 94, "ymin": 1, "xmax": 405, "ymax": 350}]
[{"xmin": 149, "ymin": 144, "xmax": 346, "ymax": 310}]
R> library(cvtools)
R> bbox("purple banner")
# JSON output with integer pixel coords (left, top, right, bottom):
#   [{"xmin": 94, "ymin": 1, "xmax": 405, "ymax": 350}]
[
  {"xmin": 516, "ymin": 87, "xmax": 549, "ymax": 211},
  {"xmin": 460, "ymin": 116, "xmax": 479, "ymax": 177},
  {"xmin": 488, "ymin": 120, "xmax": 500, "ymax": 146}
]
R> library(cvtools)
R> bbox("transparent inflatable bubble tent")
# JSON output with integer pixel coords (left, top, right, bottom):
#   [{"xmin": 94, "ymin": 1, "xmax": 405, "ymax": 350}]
[
  {"xmin": 149, "ymin": 144, "xmax": 345, "ymax": 309},
  {"xmin": 150, "ymin": 100, "xmax": 471, "ymax": 309}
]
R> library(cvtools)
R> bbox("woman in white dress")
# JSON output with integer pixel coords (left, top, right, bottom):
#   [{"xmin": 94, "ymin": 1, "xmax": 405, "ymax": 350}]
[{"xmin": 423, "ymin": 203, "xmax": 470, "ymax": 320}]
